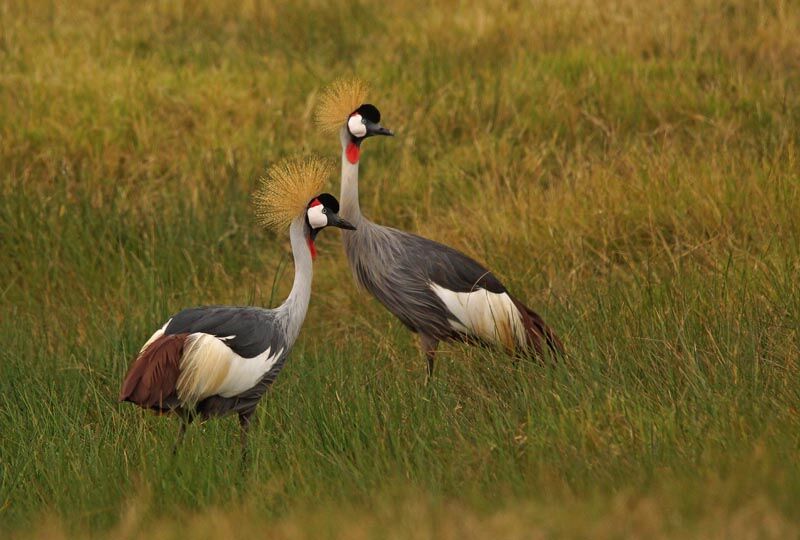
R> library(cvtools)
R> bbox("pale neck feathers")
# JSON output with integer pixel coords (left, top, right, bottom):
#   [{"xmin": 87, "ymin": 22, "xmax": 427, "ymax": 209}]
[
  {"xmin": 339, "ymin": 133, "xmax": 362, "ymax": 224},
  {"xmin": 276, "ymin": 215, "xmax": 314, "ymax": 344}
]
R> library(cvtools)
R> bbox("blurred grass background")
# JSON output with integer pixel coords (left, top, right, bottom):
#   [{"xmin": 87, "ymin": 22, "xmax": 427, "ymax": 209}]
[{"xmin": 1, "ymin": 0, "xmax": 799, "ymax": 537}]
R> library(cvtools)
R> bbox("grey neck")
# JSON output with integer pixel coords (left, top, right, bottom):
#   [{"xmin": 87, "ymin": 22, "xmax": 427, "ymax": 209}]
[
  {"xmin": 276, "ymin": 216, "xmax": 313, "ymax": 345},
  {"xmin": 339, "ymin": 126, "xmax": 363, "ymax": 225}
]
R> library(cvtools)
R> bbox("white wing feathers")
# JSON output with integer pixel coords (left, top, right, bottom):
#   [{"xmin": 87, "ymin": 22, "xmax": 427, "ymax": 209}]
[
  {"xmin": 176, "ymin": 332, "xmax": 282, "ymax": 404},
  {"xmin": 430, "ymin": 284, "xmax": 527, "ymax": 351}
]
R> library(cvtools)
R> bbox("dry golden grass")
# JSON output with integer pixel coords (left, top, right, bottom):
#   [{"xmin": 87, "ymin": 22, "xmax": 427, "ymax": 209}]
[{"xmin": 1, "ymin": 0, "xmax": 799, "ymax": 537}]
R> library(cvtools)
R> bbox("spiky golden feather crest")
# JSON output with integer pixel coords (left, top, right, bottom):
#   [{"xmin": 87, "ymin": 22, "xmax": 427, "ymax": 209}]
[
  {"xmin": 315, "ymin": 78, "xmax": 369, "ymax": 134},
  {"xmin": 253, "ymin": 156, "xmax": 332, "ymax": 231}
]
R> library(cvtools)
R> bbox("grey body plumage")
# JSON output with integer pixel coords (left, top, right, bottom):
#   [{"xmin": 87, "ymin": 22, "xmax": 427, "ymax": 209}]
[
  {"xmin": 343, "ymin": 221, "xmax": 502, "ymax": 342},
  {"xmin": 160, "ymin": 305, "xmax": 290, "ymax": 420},
  {"xmin": 335, "ymin": 113, "xmax": 563, "ymax": 376},
  {"xmin": 119, "ymin": 176, "xmax": 356, "ymax": 450}
]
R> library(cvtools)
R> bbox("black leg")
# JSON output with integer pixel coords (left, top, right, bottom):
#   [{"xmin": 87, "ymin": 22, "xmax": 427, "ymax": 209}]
[
  {"xmin": 420, "ymin": 334, "xmax": 439, "ymax": 383},
  {"xmin": 172, "ymin": 410, "xmax": 195, "ymax": 455},
  {"xmin": 238, "ymin": 411, "xmax": 255, "ymax": 463},
  {"xmin": 172, "ymin": 420, "xmax": 188, "ymax": 455}
]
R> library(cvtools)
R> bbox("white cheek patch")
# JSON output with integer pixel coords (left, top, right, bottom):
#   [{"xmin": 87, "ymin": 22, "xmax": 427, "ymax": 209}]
[
  {"xmin": 307, "ymin": 205, "xmax": 328, "ymax": 229},
  {"xmin": 348, "ymin": 114, "xmax": 367, "ymax": 137}
]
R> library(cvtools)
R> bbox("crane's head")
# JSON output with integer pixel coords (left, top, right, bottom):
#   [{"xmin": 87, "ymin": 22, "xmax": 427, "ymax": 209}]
[
  {"xmin": 306, "ymin": 193, "xmax": 355, "ymax": 259},
  {"xmin": 316, "ymin": 79, "xmax": 393, "ymax": 163},
  {"xmin": 254, "ymin": 157, "xmax": 356, "ymax": 260},
  {"xmin": 307, "ymin": 193, "xmax": 355, "ymax": 237},
  {"xmin": 345, "ymin": 104, "xmax": 393, "ymax": 141}
]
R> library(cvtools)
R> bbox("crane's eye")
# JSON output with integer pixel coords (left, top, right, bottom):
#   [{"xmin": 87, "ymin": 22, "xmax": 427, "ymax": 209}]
[{"xmin": 322, "ymin": 208, "xmax": 327, "ymax": 214}]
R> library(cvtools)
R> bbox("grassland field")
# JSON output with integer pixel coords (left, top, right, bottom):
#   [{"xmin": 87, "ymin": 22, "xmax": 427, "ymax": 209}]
[{"xmin": 1, "ymin": 0, "xmax": 799, "ymax": 538}]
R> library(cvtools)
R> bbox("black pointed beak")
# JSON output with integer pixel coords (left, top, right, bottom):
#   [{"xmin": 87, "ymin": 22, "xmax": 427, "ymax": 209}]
[
  {"xmin": 365, "ymin": 120, "xmax": 394, "ymax": 137},
  {"xmin": 328, "ymin": 212, "xmax": 356, "ymax": 230}
]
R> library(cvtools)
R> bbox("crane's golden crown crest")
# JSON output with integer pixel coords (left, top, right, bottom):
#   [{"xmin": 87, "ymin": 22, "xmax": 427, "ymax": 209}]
[
  {"xmin": 315, "ymin": 78, "xmax": 369, "ymax": 134},
  {"xmin": 253, "ymin": 156, "xmax": 332, "ymax": 231}
]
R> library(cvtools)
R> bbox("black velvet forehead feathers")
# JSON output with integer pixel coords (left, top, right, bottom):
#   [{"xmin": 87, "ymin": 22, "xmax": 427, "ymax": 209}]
[
  {"xmin": 310, "ymin": 192, "xmax": 340, "ymax": 213},
  {"xmin": 354, "ymin": 104, "xmax": 381, "ymax": 124}
]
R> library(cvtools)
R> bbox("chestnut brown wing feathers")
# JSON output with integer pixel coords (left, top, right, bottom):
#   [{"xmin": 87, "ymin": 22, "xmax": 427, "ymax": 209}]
[
  {"xmin": 119, "ymin": 333, "xmax": 189, "ymax": 409},
  {"xmin": 509, "ymin": 296, "xmax": 564, "ymax": 359}
]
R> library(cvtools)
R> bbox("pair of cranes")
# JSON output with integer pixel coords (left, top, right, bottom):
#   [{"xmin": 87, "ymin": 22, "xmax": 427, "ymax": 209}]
[{"xmin": 119, "ymin": 79, "xmax": 564, "ymax": 448}]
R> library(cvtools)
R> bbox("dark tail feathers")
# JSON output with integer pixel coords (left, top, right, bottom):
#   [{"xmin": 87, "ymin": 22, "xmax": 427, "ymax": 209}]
[{"xmin": 510, "ymin": 296, "xmax": 565, "ymax": 360}]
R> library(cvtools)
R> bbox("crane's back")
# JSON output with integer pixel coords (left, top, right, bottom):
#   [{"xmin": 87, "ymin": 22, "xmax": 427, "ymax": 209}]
[{"xmin": 341, "ymin": 219, "xmax": 564, "ymax": 358}]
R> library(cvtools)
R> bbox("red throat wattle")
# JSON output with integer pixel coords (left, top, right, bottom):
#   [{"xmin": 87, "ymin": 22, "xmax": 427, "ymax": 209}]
[
  {"xmin": 307, "ymin": 237, "xmax": 317, "ymax": 260},
  {"xmin": 346, "ymin": 142, "xmax": 360, "ymax": 164}
]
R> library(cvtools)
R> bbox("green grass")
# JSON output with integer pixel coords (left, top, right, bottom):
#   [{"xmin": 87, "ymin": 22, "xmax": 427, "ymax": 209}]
[{"xmin": 2, "ymin": 0, "xmax": 800, "ymax": 537}]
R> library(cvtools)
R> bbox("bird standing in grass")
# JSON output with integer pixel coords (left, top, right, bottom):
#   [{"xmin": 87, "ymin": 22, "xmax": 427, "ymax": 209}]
[
  {"xmin": 316, "ymin": 79, "xmax": 564, "ymax": 379},
  {"xmin": 119, "ymin": 157, "xmax": 355, "ymax": 449}
]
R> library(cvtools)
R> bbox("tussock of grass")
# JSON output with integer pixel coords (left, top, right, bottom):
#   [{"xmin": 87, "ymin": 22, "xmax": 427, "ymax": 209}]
[{"xmin": 1, "ymin": 0, "xmax": 799, "ymax": 537}]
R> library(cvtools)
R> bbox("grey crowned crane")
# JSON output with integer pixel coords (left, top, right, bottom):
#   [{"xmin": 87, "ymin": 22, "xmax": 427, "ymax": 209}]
[
  {"xmin": 119, "ymin": 157, "xmax": 355, "ymax": 448},
  {"xmin": 316, "ymin": 79, "xmax": 564, "ymax": 378}
]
